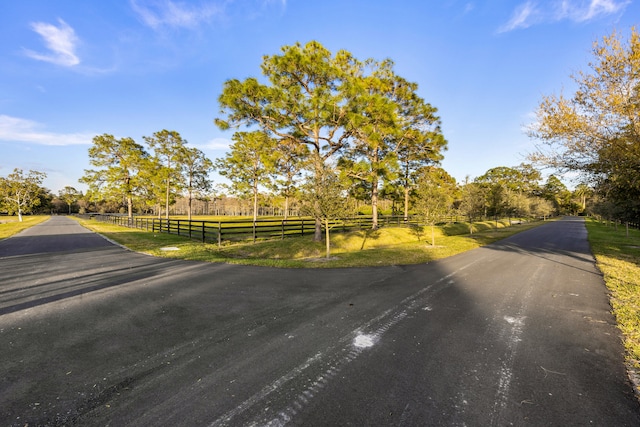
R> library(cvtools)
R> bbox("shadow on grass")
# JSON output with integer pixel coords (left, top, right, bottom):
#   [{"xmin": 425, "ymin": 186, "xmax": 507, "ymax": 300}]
[{"xmin": 357, "ymin": 229, "xmax": 382, "ymax": 250}]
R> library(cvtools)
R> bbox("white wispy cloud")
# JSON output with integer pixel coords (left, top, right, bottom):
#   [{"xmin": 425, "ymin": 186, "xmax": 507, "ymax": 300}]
[
  {"xmin": 498, "ymin": 0, "xmax": 630, "ymax": 33},
  {"xmin": 559, "ymin": 0, "xmax": 630, "ymax": 22},
  {"xmin": 0, "ymin": 115, "xmax": 93, "ymax": 146},
  {"xmin": 24, "ymin": 19, "xmax": 80, "ymax": 66},
  {"xmin": 498, "ymin": 1, "xmax": 538, "ymax": 33},
  {"xmin": 130, "ymin": 0, "xmax": 224, "ymax": 30}
]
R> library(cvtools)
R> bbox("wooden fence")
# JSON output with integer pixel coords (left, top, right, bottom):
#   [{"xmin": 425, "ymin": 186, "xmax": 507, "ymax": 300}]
[{"xmin": 82, "ymin": 214, "xmax": 421, "ymax": 246}]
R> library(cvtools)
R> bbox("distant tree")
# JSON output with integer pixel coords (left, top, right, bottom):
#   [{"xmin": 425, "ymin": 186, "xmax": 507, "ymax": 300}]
[
  {"xmin": 144, "ymin": 130, "xmax": 188, "ymax": 219},
  {"xmin": 542, "ymin": 175, "xmax": 571, "ymax": 214},
  {"xmin": 476, "ymin": 165, "xmax": 540, "ymax": 195},
  {"xmin": 379, "ymin": 182, "xmax": 404, "ymax": 216},
  {"xmin": 573, "ymin": 183, "xmax": 593, "ymax": 212},
  {"xmin": 530, "ymin": 197, "xmax": 555, "ymax": 220},
  {"xmin": 504, "ymin": 189, "xmax": 531, "ymax": 221},
  {"xmin": 215, "ymin": 131, "xmax": 277, "ymax": 222},
  {"xmin": 270, "ymin": 141, "xmax": 309, "ymax": 220},
  {"xmin": 80, "ymin": 134, "xmax": 148, "ymax": 219},
  {"xmin": 0, "ymin": 168, "xmax": 47, "ymax": 221},
  {"xmin": 458, "ymin": 177, "xmax": 486, "ymax": 233},
  {"xmin": 475, "ymin": 164, "xmax": 541, "ymax": 221},
  {"xmin": 413, "ymin": 166, "xmax": 456, "ymax": 245},
  {"xmin": 299, "ymin": 163, "xmax": 350, "ymax": 258},
  {"xmin": 182, "ymin": 147, "xmax": 214, "ymax": 221},
  {"xmin": 58, "ymin": 186, "xmax": 81, "ymax": 214}
]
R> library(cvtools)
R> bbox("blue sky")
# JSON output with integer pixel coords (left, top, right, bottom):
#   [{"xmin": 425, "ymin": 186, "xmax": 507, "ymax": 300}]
[{"xmin": 1, "ymin": 0, "xmax": 637, "ymax": 193}]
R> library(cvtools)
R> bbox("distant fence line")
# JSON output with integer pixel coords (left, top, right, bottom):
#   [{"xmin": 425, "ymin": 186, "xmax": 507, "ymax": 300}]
[{"xmin": 80, "ymin": 214, "xmax": 423, "ymax": 246}]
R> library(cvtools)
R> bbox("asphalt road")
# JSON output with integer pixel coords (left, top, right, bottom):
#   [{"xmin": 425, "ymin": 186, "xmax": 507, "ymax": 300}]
[{"xmin": 0, "ymin": 216, "xmax": 638, "ymax": 426}]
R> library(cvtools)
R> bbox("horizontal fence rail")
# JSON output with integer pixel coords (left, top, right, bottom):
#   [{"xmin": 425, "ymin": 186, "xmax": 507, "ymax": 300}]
[{"xmin": 79, "ymin": 214, "xmax": 423, "ymax": 246}]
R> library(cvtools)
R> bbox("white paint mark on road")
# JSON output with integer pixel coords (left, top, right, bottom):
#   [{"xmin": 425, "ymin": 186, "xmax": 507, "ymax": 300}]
[
  {"xmin": 491, "ymin": 314, "xmax": 526, "ymax": 425},
  {"xmin": 504, "ymin": 316, "xmax": 524, "ymax": 326},
  {"xmin": 489, "ymin": 265, "xmax": 539, "ymax": 426},
  {"xmin": 353, "ymin": 334, "xmax": 376, "ymax": 348}
]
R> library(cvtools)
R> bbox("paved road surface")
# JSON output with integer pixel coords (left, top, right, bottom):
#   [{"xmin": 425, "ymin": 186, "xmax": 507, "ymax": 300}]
[{"xmin": 0, "ymin": 216, "xmax": 638, "ymax": 425}]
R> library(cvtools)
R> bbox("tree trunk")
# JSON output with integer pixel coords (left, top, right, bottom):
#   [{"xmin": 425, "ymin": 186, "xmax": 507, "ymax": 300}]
[
  {"xmin": 404, "ymin": 187, "xmax": 410, "ymax": 222},
  {"xmin": 127, "ymin": 195, "xmax": 133, "ymax": 219},
  {"xmin": 253, "ymin": 185, "xmax": 258, "ymax": 223},
  {"xmin": 431, "ymin": 224, "xmax": 435, "ymax": 246},
  {"xmin": 312, "ymin": 155, "xmax": 323, "ymax": 242},
  {"xmin": 325, "ymin": 218, "xmax": 331, "ymax": 258},
  {"xmin": 284, "ymin": 196, "xmax": 289, "ymax": 221},
  {"xmin": 371, "ymin": 174, "xmax": 379, "ymax": 230},
  {"xmin": 165, "ymin": 178, "xmax": 170, "ymax": 219},
  {"xmin": 314, "ymin": 219, "xmax": 323, "ymax": 241}
]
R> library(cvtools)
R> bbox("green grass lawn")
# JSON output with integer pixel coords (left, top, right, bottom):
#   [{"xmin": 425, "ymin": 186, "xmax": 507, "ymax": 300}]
[
  {"xmin": 585, "ymin": 218, "xmax": 640, "ymax": 385},
  {"xmin": 0, "ymin": 215, "xmax": 49, "ymax": 240}
]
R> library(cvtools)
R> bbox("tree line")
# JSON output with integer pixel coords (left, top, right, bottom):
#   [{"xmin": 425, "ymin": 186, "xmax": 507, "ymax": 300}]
[
  {"xmin": 3, "ymin": 30, "xmax": 638, "ymax": 229},
  {"xmin": 0, "ymin": 160, "xmax": 587, "ymax": 226}
]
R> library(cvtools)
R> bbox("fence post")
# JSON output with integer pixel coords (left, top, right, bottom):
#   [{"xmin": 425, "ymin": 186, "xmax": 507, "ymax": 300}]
[
  {"xmin": 281, "ymin": 220, "xmax": 285, "ymax": 240},
  {"xmin": 301, "ymin": 220, "xmax": 304, "ymax": 236},
  {"xmin": 217, "ymin": 222, "xmax": 222, "ymax": 248},
  {"xmin": 253, "ymin": 221, "xmax": 256, "ymax": 243},
  {"xmin": 202, "ymin": 221, "xmax": 206, "ymax": 243}
]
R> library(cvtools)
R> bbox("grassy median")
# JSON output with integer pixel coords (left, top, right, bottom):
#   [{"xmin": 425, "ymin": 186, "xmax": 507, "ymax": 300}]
[
  {"xmin": 585, "ymin": 218, "xmax": 640, "ymax": 386},
  {"xmin": 75, "ymin": 216, "xmax": 548, "ymax": 268}
]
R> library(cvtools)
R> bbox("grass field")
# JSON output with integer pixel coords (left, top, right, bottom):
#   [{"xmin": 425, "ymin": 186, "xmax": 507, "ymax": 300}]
[
  {"xmin": 0, "ymin": 215, "xmax": 49, "ymax": 240},
  {"xmin": 585, "ymin": 218, "xmax": 640, "ymax": 387}
]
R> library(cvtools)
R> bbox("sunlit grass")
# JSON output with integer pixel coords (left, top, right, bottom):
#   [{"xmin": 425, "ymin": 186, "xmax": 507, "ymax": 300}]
[
  {"xmin": 0, "ymin": 215, "xmax": 50, "ymax": 240},
  {"xmin": 75, "ymin": 216, "xmax": 548, "ymax": 268},
  {"xmin": 585, "ymin": 218, "xmax": 640, "ymax": 384}
]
